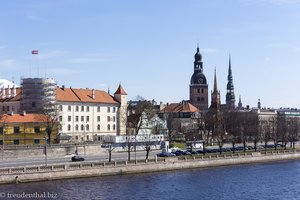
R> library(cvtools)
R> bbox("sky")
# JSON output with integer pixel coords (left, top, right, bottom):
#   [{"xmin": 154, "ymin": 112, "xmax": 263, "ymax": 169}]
[{"xmin": 0, "ymin": 0, "xmax": 300, "ymax": 109}]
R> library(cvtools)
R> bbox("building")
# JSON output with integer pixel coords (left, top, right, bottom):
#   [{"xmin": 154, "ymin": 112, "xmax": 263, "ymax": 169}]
[
  {"xmin": 189, "ymin": 46, "xmax": 208, "ymax": 111},
  {"xmin": 56, "ymin": 84, "xmax": 127, "ymax": 143},
  {"xmin": 0, "ymin": 113, "xmax": 58, "ymax": 145},
  {"xmin": 20, "ymin": 78, "xmax": 56, "ymax": 113},
  {"xmin": 210, "ymin": 69, "xmax": 221, "ymax": 111},
  {"xmin": 0, "ymin": 77, "xmax": 128, "ymax": 144}
]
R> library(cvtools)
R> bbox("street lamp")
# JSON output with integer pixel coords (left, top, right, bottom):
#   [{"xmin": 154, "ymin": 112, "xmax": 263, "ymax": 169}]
[{"xmin": 44, "ymin": 136, "xmax": 48, "ymax": 166}]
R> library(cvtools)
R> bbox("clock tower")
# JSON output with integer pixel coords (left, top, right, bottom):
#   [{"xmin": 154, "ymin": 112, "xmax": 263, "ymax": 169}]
[{"xmin": 189, "ymin": 46, "xmax": 208, "ymax": 110}]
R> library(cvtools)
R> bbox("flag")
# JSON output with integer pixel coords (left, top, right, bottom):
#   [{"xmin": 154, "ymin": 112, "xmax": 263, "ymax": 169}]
[{"xmin": 32, "ymin": 50, "xmax": 39, "ymax": 54}]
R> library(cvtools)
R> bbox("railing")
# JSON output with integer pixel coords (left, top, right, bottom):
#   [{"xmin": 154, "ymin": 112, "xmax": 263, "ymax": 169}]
[{"xmin": 1, "ymin": 150, "xmax": 300, "ymax": 175}]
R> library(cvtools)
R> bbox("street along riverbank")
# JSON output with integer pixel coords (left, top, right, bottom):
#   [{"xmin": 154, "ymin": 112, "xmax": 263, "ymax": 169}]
[{"xmin": 1, "ymin": 150, "xmax": 300, "ymax": 185}]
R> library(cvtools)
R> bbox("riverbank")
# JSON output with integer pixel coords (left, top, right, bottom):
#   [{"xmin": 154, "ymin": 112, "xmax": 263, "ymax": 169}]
[{"xmin": 1, "ymin": 150, "xmax": 300, "ymax": 185}]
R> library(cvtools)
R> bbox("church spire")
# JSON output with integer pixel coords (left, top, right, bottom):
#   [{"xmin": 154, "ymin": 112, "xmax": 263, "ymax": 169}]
[
  {"xmin": 238, "ymin": 95, "xmax": 243, "ymax": 109},
  {"xmin": 226, "ymin": 55, "xmax": 235, "ymax": 109},
  {"xmin": 211, "ymin": 68, "xmax": 220, "ymax": 111},
  {"xmin": 194, "ymin": 45, "xmax": 203, "ymax": 72}
]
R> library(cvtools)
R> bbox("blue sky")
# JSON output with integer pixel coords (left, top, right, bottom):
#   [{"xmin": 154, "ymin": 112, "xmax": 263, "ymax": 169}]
[{"xmin": 0, "ymin": 0, "xmax": 300, "ymax": 108}]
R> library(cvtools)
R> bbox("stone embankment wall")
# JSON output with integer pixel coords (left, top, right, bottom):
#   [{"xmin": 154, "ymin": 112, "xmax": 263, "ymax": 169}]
[
  {"xmin": 1, "ymin": 144, "xmax": 102, "ymax": 160},
  {"xmin": 1, "ymin": 151, "xmax": 300, "ymax": 184}
]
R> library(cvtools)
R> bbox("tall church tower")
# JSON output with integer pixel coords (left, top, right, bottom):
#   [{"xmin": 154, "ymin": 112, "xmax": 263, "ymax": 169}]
[
  {"xmin": 114, "ymin": 84, "xmax": 127, "ymax": 135},
  {"xmin": 226, "ymin": 55, "xmax": 235, "ymax": 109},
  {"xmin": 189, "ymin": 46, "xmax": 208, "ymax": 111},
  {"xmin": 211, "ymin": 69, "xmax": 221, "ymax": 111}
]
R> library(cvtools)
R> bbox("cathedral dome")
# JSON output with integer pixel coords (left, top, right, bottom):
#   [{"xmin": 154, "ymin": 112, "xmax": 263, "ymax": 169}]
[{"xmin": 190, "ymin": 71, "xmax": 207, "ymax": 85}]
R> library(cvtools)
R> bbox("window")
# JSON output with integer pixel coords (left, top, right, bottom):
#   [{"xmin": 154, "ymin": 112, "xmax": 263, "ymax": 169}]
[
  {"xmin": 31, "ymin": 102, "xmax": 35, "ymax": 108},
  {"xmin": 0, "ymin": 127, "xmax": 3, "ymax": 134},
  {"xmin": 81, "ymin": 125, "xmax": 84, "ymax": 131},
  {"xmin": 0, "ymin": 140, "xmax": 2, "ymax": 145},
  {"xmin": 113, "ymin": 124, "xmax": 116, "ymax": 131},
  {"xmin": 86, "ymin": 116, "xmax": 89, "ymax": 122},
  {"xmin": 68, "ymin": 106, "xmax": 71, "ymax": 111},
  {"xmin": 14, "ymin": 126, "xmax": 20, "ymax": 134},
  {"xmin": 107, "ymin": 107, "xmax": 110, "ymax": 113},
  {"xmin": 81, "ymin": 116, "xmax": 84, "ymax": 122},
  {"xmin": 97, "ymin": 106, "xmax": 100, "ymax": 112},
  {"xmin": 12, "ymin": 106, "xmax": 15, "ymax": 111},
  {"xmin": 86, "ymin": 124, "xmax": 89, "ymax": 131},
  {"xmin": 75, "ymin": 125, "xmax": 79, "ymax": 131},
  {"xmin": 113, "ymin": 107, "xmax": 116, "ymax": 113},
  {"xmin": 197, "ymin": 97, "xmax": 201, "ymax": 102},
  {"xmin": 97, "ymin": 116, "xmax": 100, "ymax": 122},
  {"xmin": 97, "ymin": 124, "xmax": 100, "ymax": 131},
  {"xmin": 68, "ymin": 125, "xmax": 71, "ymax": 131},
  {"xmin": 202, "ymin": 89, "xmax": 204, "ymax": 93},
  {"xmin": 76, "ymin": 106, "xmax": 79, "ymax": 112},
  {"xmin": 86, "ymin": 106, "xmax": 90, "ymax": 112},
  {"xmin": 87, "ymin": 135, "xmax": 89, "ymax": 141},
  {"xmin": 59, "ymin": 105, "xmax": 63, "ymax": 111},
  {"xmin": 76, "ymin": 116, "xmax": 79, "ymax": 122},
  {"xmin": 107, "ymin": 124, "xmax": 110, "ymax": 131},
  {"xmin": 113, "ymin": 116, "xmax": 116, "ymax": 122},
  {"xmin": 201, "ymin": 97, "xmax": 205, "ymax": 102},
  {"xmin": 34, "ymin": 139, "xmax": 40, "ymax": 144},
  {"xmin": 34, "ymin": 126, "xmax": 40, "ymax": 133},
  {"xmin": 59, "ymin": 116, "xmax": 63, "ymax": 122},
  {"xmin": 81, "ymin": 106, "xmax": 84, "ymax": 112},
  {"xmin": 197, "ymin": 89, "xmax": 200, "ymax": 93},
  {"xmin": 68, "ymin": 116, "xmax": 71, "ymax": 122},
  {"xmin": 107, "ymin": 116, "xmax": 111, "ymax": 122},
  {"xmin": 14, "ymin": 140, "xmax": 19, "ymax": 145}
]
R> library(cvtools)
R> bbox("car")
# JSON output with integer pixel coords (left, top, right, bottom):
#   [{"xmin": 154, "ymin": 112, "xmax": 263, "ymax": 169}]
[
  {"xmin": 71, "ymin": 155, "xmax": 85, "ymax": 162},
  {"xmin": 173, "ymin": 150, "xmax": 192, "ymax": 156},
  {"xmin": 156, "ymin": 152, "xmax": 176, "ymax": 157}
]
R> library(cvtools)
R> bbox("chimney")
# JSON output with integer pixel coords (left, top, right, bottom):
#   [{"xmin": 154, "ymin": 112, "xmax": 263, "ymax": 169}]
[
  {"xmin": 22, "ymin": 110, "xmax": 26, "ymax": 116},
  {"xmin": 92, "ymin": 89, "xmax": 95, "ymax": 99},
  {"xmin": 7, "ymin": 86, "xmax": 11, "ymax": 98},
  {"xmin": 12, "ymin": 85, "xmax": 16, "ymax": 97},
  {"xmin": 62, "ymin": 85, "xmax": 65, "ymax": 90},
  {"xmin": 1, "ymin": 86, "xmax": 5, "ymax": 99}
]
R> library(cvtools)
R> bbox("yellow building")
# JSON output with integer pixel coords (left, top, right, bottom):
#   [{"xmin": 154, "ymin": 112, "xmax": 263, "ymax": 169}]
[{"xmin": 0, "ymin": 113, "xmax": 58, "ymax": 145}]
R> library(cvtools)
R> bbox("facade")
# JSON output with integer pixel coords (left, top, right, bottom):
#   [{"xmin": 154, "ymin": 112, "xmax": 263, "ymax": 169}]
[
  {"xmin": 189, "ymin": 46, "xmax": 208, "ymax": 111},
  {"xmin": 56, "ymin": 84, "xmax": 127, "ymax": 143},
  {"xmin": 0, "ymin": 113, "xmax": 58, "ymax": 145}
]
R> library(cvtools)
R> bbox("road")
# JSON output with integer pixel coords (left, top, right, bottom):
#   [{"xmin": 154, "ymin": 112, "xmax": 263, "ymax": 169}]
[{"xmin": 0, "ymin": 150, "xmax": 162, "ymax": 168}]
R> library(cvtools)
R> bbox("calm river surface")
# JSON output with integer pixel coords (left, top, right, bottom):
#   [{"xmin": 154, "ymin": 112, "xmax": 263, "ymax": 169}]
[{"xmin": 1, "ymin": 160, "xmax": 300, "ymax": 200}]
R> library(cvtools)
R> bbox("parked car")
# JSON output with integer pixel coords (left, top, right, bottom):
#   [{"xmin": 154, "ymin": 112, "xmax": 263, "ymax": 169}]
[
  {"xmin": 157, "ymin": 152, "xmax": 176, "ymax": 157},
  {"xmin": 173, "ymin": 150, "xmax": 192, "ymax": 156},
  {"xmin": 71, "ymin": 155, "xmax": 85, "ymax": 162}
]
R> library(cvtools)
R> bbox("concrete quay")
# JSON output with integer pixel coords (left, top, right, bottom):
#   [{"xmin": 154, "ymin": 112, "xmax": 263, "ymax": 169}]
[{"xmin": 1, "ymin": 150, "xmax": 300, "ymax": 185}]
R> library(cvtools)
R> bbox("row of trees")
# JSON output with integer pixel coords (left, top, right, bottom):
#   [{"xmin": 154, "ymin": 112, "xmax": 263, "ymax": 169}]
[{"xmin": 189, "ymin": 109, "xmax": 300, "ymax": 154}]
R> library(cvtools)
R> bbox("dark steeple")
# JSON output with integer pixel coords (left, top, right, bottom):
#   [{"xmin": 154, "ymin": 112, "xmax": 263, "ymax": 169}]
[
  {"xmin": 194, "ymin": 44, "xmax": 203, "ymax": 72},
  {"xmin": 238, "ymin": 95, "xmax": 243, "ymax": 109},
  {"xmin": 189, "ymin": 45, "xmax": 208, "ymax": 111},
  {"xmin": 226, "ymin": 55, "xmax": 235, "ymax": 109},
  {"xmin": 211, "ymin": 68, "xmax": 220, "ymax": 111},
  {"xmin": 258, "ymin": 98, "xmax": 261, "ymax": 109}
]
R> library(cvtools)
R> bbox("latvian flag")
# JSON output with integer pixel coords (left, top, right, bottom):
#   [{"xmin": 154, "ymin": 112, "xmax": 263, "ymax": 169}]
[{"xmin": 32, "ymin": 50, "xmax": 39, "ymax": 54}]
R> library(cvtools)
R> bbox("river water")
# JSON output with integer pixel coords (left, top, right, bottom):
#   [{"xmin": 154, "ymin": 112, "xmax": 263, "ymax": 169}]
[{"xmin": 1, "ymin": 160, "xmax": 300, "ymax": 200}]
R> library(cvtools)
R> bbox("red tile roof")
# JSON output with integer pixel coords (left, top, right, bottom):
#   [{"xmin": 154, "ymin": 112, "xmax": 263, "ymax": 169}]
[
  {"xmin": 161, "ymin": 101, "xmax": 199, "ymax": 113},
  {"xmin": 114, "ymin": 84, "xmax": 127, "ymax": 95},
  {"xmin": 0, "ymin": 113, "xmax": 47, "ymax": 123},
  {"xmin": 56, "ymin": 87, "xmax": 119, "ymax": 104}
]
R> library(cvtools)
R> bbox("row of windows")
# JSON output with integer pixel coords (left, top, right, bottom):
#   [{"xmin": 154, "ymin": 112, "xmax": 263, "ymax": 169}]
[
  {"xmin": 0, "ymin": 126, "xmax": 41, "ymax": 134},
  {"xmin": 67, "ymin": 124, "xmax": 116, "ymax": 131},
  {"xmin": 60, "ymin": 105, "xmax": 117, "ymax": 113},
  {"xmin": 62, "ymin": 116, "xmax": 116, "ymax": 122},
  {"xmin": 0, "ymin": 139, "xmax": 41, "ymax": 145}
]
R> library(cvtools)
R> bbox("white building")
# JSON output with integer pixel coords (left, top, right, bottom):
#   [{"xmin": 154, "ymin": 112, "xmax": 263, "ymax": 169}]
[
  {"xmin": 56, "ymin": 84, "xmax": 127, "ymax": 142},
  {"xmin": 0, "ymin": 78, "xmax": 128, "ymax": 143}
]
